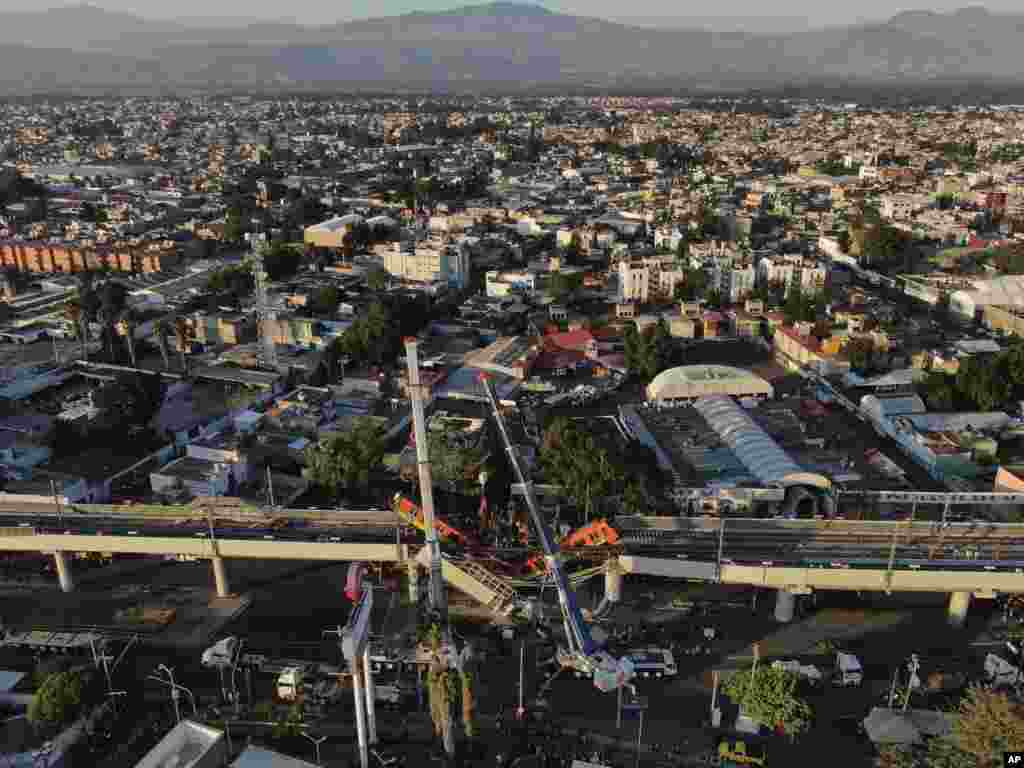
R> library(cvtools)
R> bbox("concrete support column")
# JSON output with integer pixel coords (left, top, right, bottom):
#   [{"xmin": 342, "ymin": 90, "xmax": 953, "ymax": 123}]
[
  {"xmin": 351, "ymin": 658, "xmax": 369, "ymax": 768},
  {"xmin": 53, "ymin": 551, "xmax": 74, "ymax": 593},
  {"xmin": 604, "ymin": 561, "xmax": 623, "ymax": 604},
  {"xmin": 211, "ymin": 556, "xmax": 230, "ymax": 599},
  {"xmin": 362, "ymin": 649, "xmax": 378, "ymax": 745},
  {"xmin": 774, "ymin": 589, "xmax": 796, "ymax": 623},
  {"xmin": 948, "ymin": 591, "xmax": 972, "ymax": 628},
  {"xmin": 407, "ymin": 560, "xmax": 420, "ymax": 604}
]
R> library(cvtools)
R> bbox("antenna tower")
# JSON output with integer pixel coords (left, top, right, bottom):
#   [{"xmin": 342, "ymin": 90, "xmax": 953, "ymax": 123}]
[{"xmin": 251, "ymin": 234, "xmax": 278, "ymax": 371}]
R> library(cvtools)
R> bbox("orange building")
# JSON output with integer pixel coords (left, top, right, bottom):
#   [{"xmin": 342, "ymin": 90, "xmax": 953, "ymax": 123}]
[{"xmin": 0, "ymin": 241, "xmax": 181, "ymax": 274}]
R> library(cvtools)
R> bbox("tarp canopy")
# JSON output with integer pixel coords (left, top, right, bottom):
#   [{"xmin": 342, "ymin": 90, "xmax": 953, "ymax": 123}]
[
  {"xmin": 862, "ymin": 707, "xmax": 954, "ymax": 745},
  {"xmin": 693, "ymin": 395, "xmax": 830, "ymax": 490}
]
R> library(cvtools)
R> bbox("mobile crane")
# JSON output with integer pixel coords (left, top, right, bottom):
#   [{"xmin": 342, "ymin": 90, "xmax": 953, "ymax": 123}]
[{"xmin": 479, "ymin": 373, "xmax": 635, "ymax": 693}]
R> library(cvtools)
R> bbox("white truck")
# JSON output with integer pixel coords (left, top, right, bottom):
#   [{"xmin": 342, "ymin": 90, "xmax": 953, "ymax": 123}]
[
  {"xmin": 832, "ymin": 652, "xmax": 864, "ymax": 687},
  {"xmin": 771, "ymin": 659, "xmax": 823, "ymax": 685}
]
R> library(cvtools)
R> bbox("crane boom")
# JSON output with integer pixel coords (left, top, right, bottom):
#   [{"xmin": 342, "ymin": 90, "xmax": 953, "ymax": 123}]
[{"xmin": 479, "ymin": 373, "xmax": 634, "ymax": 691}]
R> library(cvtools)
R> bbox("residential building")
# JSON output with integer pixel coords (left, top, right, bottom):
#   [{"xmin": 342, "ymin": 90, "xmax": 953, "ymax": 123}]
[
  {"xmin": 384, "ymin": 239, "xmax": 470, "ymax": 289},
  {"xmin": 485, "ymin": 269, "xmax": 537, "ymax": 298},
  {"xmin": 880, "ymin": 194, "xmax": 917, "ymax": 221},
  {"xmin": 0, "ymin": 241, "xmax": 181, "ymax": 274},
  {"xmin": 617, "ymin": 260, "xmax": 650, "ymax": 303}
]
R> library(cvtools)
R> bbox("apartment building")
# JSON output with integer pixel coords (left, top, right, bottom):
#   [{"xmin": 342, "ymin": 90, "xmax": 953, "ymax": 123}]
[
  {"xmin": 880, "ymin": 194, "xmax": 918, "ymax": 221},
  {"xmin": 617, "ymin": 260, "xmax": 650, "ymax": 303},
  {"xmin": 185, "ymin": 312, "xmax": 257, "ymax": 347},
  {"xmin": 713, "ymin": 263, "xmax": 756, "ymax": 304},
  {"xmin": 757, "ymin": 255, "xmax": 827, "ymax": 296},
  {"xmin": 0, "ymin": 241, "xmax": 181, "ymax": 274},
  {"xmin": 383, "ymin": 239, "xmax": 470, "ymax": 289}
]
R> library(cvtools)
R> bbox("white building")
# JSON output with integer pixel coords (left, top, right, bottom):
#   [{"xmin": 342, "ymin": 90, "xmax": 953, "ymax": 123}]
[
  {"xmin": 757, "ymin": 255, "xmax": 827, "ymax": 296},
  {"xmin": 950, "ymin": 275, "xmax": 1024, "ymax": 320},
  {"xmin": 485, "ymin": 270, "xmax": 537, "ymax": 298},
  {"xmin": 383, "ymin": 238, "xmax": 470, "ymax": 289},
  {"xmin": 881, "ymin": 194, "xmax": 917, "ymax": 221},
  {"xmin": 618, "ymin": 261, "xmax": 650, "ymax": 303},
  {"xmin": 717, "ymin": 264, "xmax": 756, "ymax": 303}
]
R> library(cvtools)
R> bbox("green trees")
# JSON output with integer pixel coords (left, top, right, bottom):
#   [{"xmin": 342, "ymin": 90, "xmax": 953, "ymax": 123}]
[
  {"xmin": 887, "ymin": 686, "xmax": 1024, "ymax": 768},
  {"xmin": 28, "ymin": 670, "xmax": 84, "ymax": 729},
  {"xmin": 338, "ymin": 300, "xmax": 395, "ymax": 365},
  {"xmin": 93, "ymin": 373, "xmax": 165, "ymax": 426},
  {"xmin": 676, "ymin": 237, "xmax": 690, "ymax": 267},
  {"xmin": 955, "ymin": 355, "xmax": 1012, "ymax": 412},
  {"xmin": 623, "ymin": 319, "xmax": 673, "ymax": 380},
  {"xmin": 304, "ymin": 418, "xmax": 385, "ymax": 496},
  {"xmin": 836, "ymin": 229, "xmax": 851, "ymax": 254},
  {"xmin": 922, "ymin": 371, "xmax": 957, "ymax": 411},
  {"xmin": 918, "ymin": 344, "xmax": 1024, "ymax": 413},
  {"xmin": 673, "ymin": 268, "xmax": 707, "ymax": 302},
  {"xmin": 427, "ymin": 431, "xmax": 488, "ymax": 496},
  {"xmin": 261, "ymin": 241, "xmax": 303, "ymax": 282},
  {"xmin": 949, "ymin": 685, "xmax": 1024, "ymax": 767},
  {"xmin": 223, "ymin": 207, "xmax": 243, "ymax": 243},
  {"xmin": 540, "ymin": 417, "xmax": 623, "ymax": 519},
  {"xmin": 366, "ymin": 266, "xmax": 389, "ymax": 292},
  {"xmin": 547, "ymin": 271, "xmax": 583, "ymax": 300},
  {"xmin": 206, "ymin": 264, "xmax": 255, "ymax": 301},
  {"xmin": 307, "ymin": 285, "xmax": 341, "ymax": 317},
  {"xmin": 722, "ymin": 666, "xmax": 813, "ymax": 737}
]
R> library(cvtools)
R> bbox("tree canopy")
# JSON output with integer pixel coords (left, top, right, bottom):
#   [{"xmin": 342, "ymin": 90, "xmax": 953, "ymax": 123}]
[
  {"xmin": 206, "ymin": 263, "xmax": 255, "ymax": 300},
  {"xmin": 28, "ymin": 670, "xmax": 85, "ymax": 729},
  {"xmin": 623, "ymin": 319, "xmax": 674, "ymax": 380},
  {"xmin": 261, "ymin": 241, "xmax": 303, "ymax": 282},
  {"xmin": 722, "ymin": 666, "xmax": 813, "ymax": 737},
  {"xmin": 540, "ymin": 417, "xmax": 624, "ymax": 519},
  {"xmin": 304, "ymin": 418, "xmax": 385, "ymax": 496},
  {"xmin": 921, "ymin": 343, "xmax": 1024, "ymax": 413}
]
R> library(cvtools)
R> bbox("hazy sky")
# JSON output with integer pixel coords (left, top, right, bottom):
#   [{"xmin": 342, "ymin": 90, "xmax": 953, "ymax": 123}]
[{"xmin": 11, "ymin": 0, "xmax": 1024, "ymax": 28}]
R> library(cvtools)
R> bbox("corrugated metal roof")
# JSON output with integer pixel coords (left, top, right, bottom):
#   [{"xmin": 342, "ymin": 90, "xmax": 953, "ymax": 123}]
[{"xmin": 692, "ymin": 395, "xmax": 804, "ymax": 488}]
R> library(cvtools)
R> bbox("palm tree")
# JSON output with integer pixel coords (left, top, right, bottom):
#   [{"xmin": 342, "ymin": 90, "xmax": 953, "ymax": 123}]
[{"xmin": 154, "ymin": 317, "xmax": 171, "ymax": 371}]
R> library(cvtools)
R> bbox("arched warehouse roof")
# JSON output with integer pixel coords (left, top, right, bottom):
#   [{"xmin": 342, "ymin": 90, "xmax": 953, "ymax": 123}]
[
  {"xmin": 646, "ymin": 365, "xmax": 774, "ymax": 402},
  {"xmin": 692, "ymin": 395, "xmax": 830, "ymax": 490}
]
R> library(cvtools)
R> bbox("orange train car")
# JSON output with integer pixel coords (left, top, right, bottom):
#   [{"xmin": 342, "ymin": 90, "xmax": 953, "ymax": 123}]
[
  {"xmin": 525, "ymin": 519, "xmax": 620, "ymax": 574},
  {"xmin": 393, "ymin": 493, "xmax": 474, "ymax": 546}
]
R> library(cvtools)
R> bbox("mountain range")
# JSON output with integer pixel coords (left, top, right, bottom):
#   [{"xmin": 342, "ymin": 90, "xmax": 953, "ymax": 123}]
[{"xmin": 1, "ymin": 3, "xmax": 1023, "ymax": 94}]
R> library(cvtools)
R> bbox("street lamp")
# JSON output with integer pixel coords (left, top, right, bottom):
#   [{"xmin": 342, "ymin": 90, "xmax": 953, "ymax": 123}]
[
  {"xmin": 148, "ymin": 666, "xmax": 198, "ymax": 722},
  {"xmin": 301, "ymin": 731, "xmax": 328, "ymax": 767}
]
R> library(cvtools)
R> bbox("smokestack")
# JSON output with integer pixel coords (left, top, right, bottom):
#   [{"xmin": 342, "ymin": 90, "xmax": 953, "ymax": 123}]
[{"xmin": 404, "ymin": 337, "xmax": 446, "ymax": 620}]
